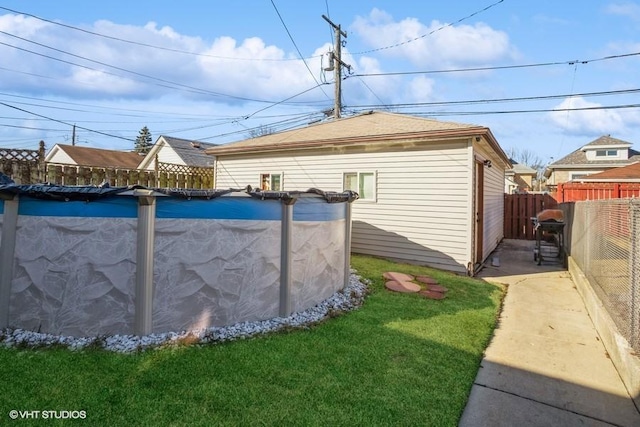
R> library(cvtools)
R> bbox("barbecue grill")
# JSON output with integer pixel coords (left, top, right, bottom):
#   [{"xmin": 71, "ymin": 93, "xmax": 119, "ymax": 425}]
[{"xmin": 531, "ymin": 209, "xmax": 565, "ymax": 266}]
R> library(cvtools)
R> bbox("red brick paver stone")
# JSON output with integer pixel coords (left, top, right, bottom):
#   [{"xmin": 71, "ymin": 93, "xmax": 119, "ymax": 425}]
[
  {"xmin": 416, "ymin": 276, "xmax": 439, "ymax": 286},
  {"xmin": 385, "ymin": 280, "xmax": 421, "ymax": 293},
  {"xmin": 425, "ymin": 284, "xmax": 448, "ymax": 293},
  {"xmin": 419, "ymin": 290, "xmax": 446, "ymax": 300},
  {"xmin": 383, "ymin": 272, "xmax": 415, "ymax": 282}
]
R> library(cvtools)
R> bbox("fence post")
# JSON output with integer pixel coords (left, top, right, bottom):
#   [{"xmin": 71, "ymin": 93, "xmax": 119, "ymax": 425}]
[
  {"xmin": 134, "ymin": 189, "xmax": 157, "ymax": 336},
  {"xmin": 0, "ymin": 195, "xmax": 19, "ymax": 328},
  {"xmin": 279, "ymin": 196, "xmax": 297, "ymax": 317},
  {"xmin": 343, "ymin": 199, "xmax": 353, "ymax": 289}
]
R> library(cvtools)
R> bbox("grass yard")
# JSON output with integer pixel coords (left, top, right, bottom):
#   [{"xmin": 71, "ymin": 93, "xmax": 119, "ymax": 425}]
[{"xmin": 0, "ymin": 255, "xmax": 503, "ymax": 426}]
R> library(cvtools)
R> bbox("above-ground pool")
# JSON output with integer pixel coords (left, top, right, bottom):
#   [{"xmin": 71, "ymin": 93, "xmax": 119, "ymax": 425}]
[{"xmin": 0, "ymin": 185, "xmax": 356, "ymax": 337}]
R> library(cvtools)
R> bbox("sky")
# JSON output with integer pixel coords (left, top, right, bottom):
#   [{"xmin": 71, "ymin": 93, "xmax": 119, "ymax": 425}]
[{"xmin": 1, "ymin": 0, "xmax": 640, "ymax": 167}]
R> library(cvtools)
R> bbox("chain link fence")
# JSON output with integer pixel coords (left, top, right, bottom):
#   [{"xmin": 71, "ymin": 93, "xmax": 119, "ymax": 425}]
[{"xmin": 562, "ymin": 199, "xmax": 640, "ymax": 352}]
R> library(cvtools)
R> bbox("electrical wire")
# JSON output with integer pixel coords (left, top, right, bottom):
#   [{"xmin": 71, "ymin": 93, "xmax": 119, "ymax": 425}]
[
  {"xmin": 0, "ymin": 33, "xmax": 286, "ymax": 103},
  {"xmin": 391, "ymin": 103, "xmax": 640, "ymax": 118},
  {"xmin": 269, "ymin": 0, "xmax": 331, "ymax": 101},
  {"xmin": 351, "ymin": 0, "xmax": 506, "ymax": 56},
  {"xmin": 0, "ymin": 101, "xmax": 134, "ymax": 141},
  {"xmin": 0, "ymin": 5, "xmax": 317, "ymax": 62},
  {"xmin": 346, "ymin": 88, "xmax": 640, "ymax": 110},
  {"xmin": 350, "ymin": 52, "xmax": 640, "ymax": 78}
]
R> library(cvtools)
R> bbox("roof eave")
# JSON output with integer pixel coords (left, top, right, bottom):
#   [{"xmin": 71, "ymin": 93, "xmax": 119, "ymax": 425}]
[
  {"xmin": 577, "ymin": 178, "xmax": 640, "ymax": 183},
  {"xmin": 207, "ymin": 127, "xmax": 494, "ymax": 156},
  {"xmin": 547, "ymin": 163, "xmax": 631, "ymax": 169}
]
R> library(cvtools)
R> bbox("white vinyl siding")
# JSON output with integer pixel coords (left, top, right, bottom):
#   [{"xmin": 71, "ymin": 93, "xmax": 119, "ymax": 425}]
[
  {"xmin": 215, "ymin": 141, "xmax": 473, "ymax": 274},
  {"xmin": 482, "ymin": 161, "xmax": 505, "ymax": 261},
  {"xmin": 46, "ymin": 148, "xmax": 76, "ymax": 165},
  {"xmin": 139, "ymin": 143, "xmax": 186, "ymax": 171},
  {"xmin": 155, "ymin": 145, "xmax": 184, "ymax": 165}
]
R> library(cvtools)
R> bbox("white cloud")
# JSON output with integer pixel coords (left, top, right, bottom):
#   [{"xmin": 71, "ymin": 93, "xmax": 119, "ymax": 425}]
[
  {"xmin": 605, "ymin": 2, "xmax": 640, "ymax": 21},
  {"xmin": 548, "ymin": 97, "xmax": 627, "ymax": 135},
  {"xmin": 0, "ymin": 13, "xmax": 328, "ymax": 104},
  {"xmin": 350, "ymin": 8, "xmax": 515, "ymax": 69}
]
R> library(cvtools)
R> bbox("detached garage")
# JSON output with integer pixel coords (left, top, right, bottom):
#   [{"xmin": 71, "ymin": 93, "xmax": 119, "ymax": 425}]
[{"xmin": 207, "ymin": 111, "xmax": 511, "ymax": 275}]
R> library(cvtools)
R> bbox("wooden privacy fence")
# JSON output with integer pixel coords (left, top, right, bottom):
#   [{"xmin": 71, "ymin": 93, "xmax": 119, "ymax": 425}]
[
  {"xmin": 504, "ymin": 193, "xmax": 558, "ymax": 240},
  {"xmin": 554, "ymin": 182, "xmax": 640, "ymax": 202}
]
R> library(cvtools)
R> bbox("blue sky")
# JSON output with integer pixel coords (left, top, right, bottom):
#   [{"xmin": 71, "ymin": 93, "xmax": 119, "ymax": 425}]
[{"xmin": 1, "ymin": 1, "xmax": 640, "ymax": 166}]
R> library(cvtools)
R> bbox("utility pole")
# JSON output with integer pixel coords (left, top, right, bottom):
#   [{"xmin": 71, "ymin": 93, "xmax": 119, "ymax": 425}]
[
  {"xmin": 72, "ymin": 124, "xmax": 76, "ymax": 146},
  {"xmin": 322, "ymin": 15, "xmax": 351, "ymax": 119}
]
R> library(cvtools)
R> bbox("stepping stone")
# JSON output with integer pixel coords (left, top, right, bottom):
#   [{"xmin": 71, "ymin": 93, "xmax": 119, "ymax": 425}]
[
  {"xmin": 383, "ymin": 272, "xmax": 415, "ymax": 282},
  {"xmin": 419, "ymin": 290, "xmax": 446, "ymax": 300},
  {"xmin": 426, "ymin": 284, "xmax": 448, "ymax": 293},
  {"xmin": 385, "ymin": 280, "xmax": 421, "ymax": 293},
  {"xmin": 416, "ymin": 276, "xmax": 439, "ymax": 286}
]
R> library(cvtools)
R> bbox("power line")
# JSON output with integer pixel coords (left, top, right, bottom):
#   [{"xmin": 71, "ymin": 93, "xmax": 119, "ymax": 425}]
[
  {"xmin": 351, "ymin": 0, "xmax": 506, "ymax": 56},
  {"xmin": 198, "ymin": 111, "xmax": 327, "ymax": 141},
  {"xmin": 350, "ymin": 51, "xmax": 640, "ymax": 78},
  {"xmin": 269, "ymin": 1, "xmax": 331, "ymax": 101},
  {"xmin": 0, "ymin": 5, "xmax": 317, "ymax": 62},
  {"xmin": 0, "ymin": 32, "xmax": 281, "ymax": 103},
  {"xmin": 346, "ymin": 88, "xmax": 640, "ymax": 110},
  {"xmin": 395, "ymin": 103, "xmax": 640, "ymax": 118},
  {"xmin": 0, "ymin": 101, "xmax": 134, "ymax": 141}
]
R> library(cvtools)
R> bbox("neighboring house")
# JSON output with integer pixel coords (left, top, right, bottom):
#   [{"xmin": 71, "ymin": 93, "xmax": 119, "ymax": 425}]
[
  {"xmin": 576, "ymin": 161, "xmax": 640, "ymax": 182},
  {"xmin": 505, "ymin": 160, "xmax": 537, "ymax": 193},
  {"xmin": 555, "ymin": 161, "xmax": 640, "ymax": 201},
  {"xmin": 206, "ymin": 111, "xmax": 511, "ymax": 275},
  {"xmin": 544, "ymin": 135, "xmax": 640, "ymax": 188},
  {"xmin": 45, "ymin": 144, "xmax": 143, "ymax": 168},
  {"xmin": 137, "ymin": 136, "xmax": 216, "ymax": 171}
]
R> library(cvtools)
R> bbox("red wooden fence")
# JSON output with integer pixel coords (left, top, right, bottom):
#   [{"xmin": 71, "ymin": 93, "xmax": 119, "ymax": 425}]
[
  {"xmin": 504, "ymin": 193, "xmax": 558, "ymax": 240},
  {"xmin": 554, "ymin": 182, "xmax": 640, "ymax": 202}
]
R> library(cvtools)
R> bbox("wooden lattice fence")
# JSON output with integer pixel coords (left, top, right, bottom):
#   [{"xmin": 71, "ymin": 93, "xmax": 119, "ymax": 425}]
[
  {"xmin": 1, "ymin": 142, "xmax": 214, "ymax": 189},
  {"xmin": 0, "ymin": 142, "xmax": 46, "ymax": 184},
  {"xmin": 156, "ymin": 162, "xmax": 215, "ymax": 189}
]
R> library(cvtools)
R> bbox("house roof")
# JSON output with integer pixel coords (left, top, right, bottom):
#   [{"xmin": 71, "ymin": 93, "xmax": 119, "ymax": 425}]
[
  {"xmin": 508, "ymin": 160, "xmax": 537, "ymax": 176},
  {"xmin": 582, "ymin": 135, "xmax": 631, "ymax": 148},
  {"xmin": 45, "ymin": 144, "xmax": 143, "ymax": 168},
  {"xmin": 548, "ymin": 135, "xmax": 640, "ymax": 167},
  {"xmin": 137, "ymin": 136, "xmax": 217, "ymax": 169},
  {"xmin": 578, "ymin": 162, "xmax": 640, "ymax": 182},
  {"xmin": 160, "ymin": 136, "xmax": 217, "ymax": 167},
  {"xmin": 205, "ymin": 111, "xmax": 510, "ymax": 166}
]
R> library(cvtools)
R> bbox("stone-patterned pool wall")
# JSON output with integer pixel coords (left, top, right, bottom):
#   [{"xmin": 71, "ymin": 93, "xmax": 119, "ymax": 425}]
[{"xmin": 0, "ymin": 188, "xmax": 354, "ymax": 337}]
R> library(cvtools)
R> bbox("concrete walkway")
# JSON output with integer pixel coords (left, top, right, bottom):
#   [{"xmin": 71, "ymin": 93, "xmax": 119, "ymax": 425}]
[{"xmin": 459, "ymin": 240, "xmax": 640, "ymax": 427}]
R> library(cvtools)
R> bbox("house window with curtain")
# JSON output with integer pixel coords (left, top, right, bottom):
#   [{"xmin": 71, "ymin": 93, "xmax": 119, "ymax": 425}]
[
  {"xmin": 343, "ymin": 171, "xmax": 376, "ymax": 201},
  {"xmin": 260, "ymin": 173, "xmax": 282, "ymax": 191}
]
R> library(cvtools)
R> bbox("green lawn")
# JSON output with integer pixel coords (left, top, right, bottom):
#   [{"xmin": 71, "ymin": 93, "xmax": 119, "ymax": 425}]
[{"xmin": 0, "ymin": 255, "xmax": 503, "ymax": 426}]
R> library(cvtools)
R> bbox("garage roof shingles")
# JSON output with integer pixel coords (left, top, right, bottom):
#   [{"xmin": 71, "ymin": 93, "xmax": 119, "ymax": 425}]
[{"xmin": 206, "ymin": 111, "xmax": 485, "ymax": 155}]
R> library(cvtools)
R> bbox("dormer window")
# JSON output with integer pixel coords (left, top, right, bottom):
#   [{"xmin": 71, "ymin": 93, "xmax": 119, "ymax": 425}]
[{"xmin": 595, "ymin": 149, "xmax": 617, "ymax": 157}]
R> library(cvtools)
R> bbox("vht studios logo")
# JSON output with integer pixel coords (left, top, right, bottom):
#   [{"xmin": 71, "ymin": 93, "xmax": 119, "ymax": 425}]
[{"xmin": 9, "ymin": 410, "xmax": 86, "ymax": 420}]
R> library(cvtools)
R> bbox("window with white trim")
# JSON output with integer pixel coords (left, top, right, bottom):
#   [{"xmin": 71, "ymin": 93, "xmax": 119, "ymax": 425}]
[
  {"xmin": 260, "ymin": 173, "xmax": 282, "ymax": 191},
  {"xmin": 343, "ymin": 171, "xmax": 376, "ymax": 201},
  {"xmin": 595, "ymin": 149, "xmax": 618, "ymax": 157}
]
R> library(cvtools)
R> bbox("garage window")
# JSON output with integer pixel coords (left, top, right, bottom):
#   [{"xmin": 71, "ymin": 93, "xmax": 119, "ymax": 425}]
[{"xmin": 343, "ymin": 171, "xmax": 376, "ymax": 201}]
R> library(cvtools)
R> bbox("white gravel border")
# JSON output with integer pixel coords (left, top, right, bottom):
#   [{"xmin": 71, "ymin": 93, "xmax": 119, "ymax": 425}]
[{"xmin": 0, "ymin": 272, "xmax": 370, "ymax": 353}]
